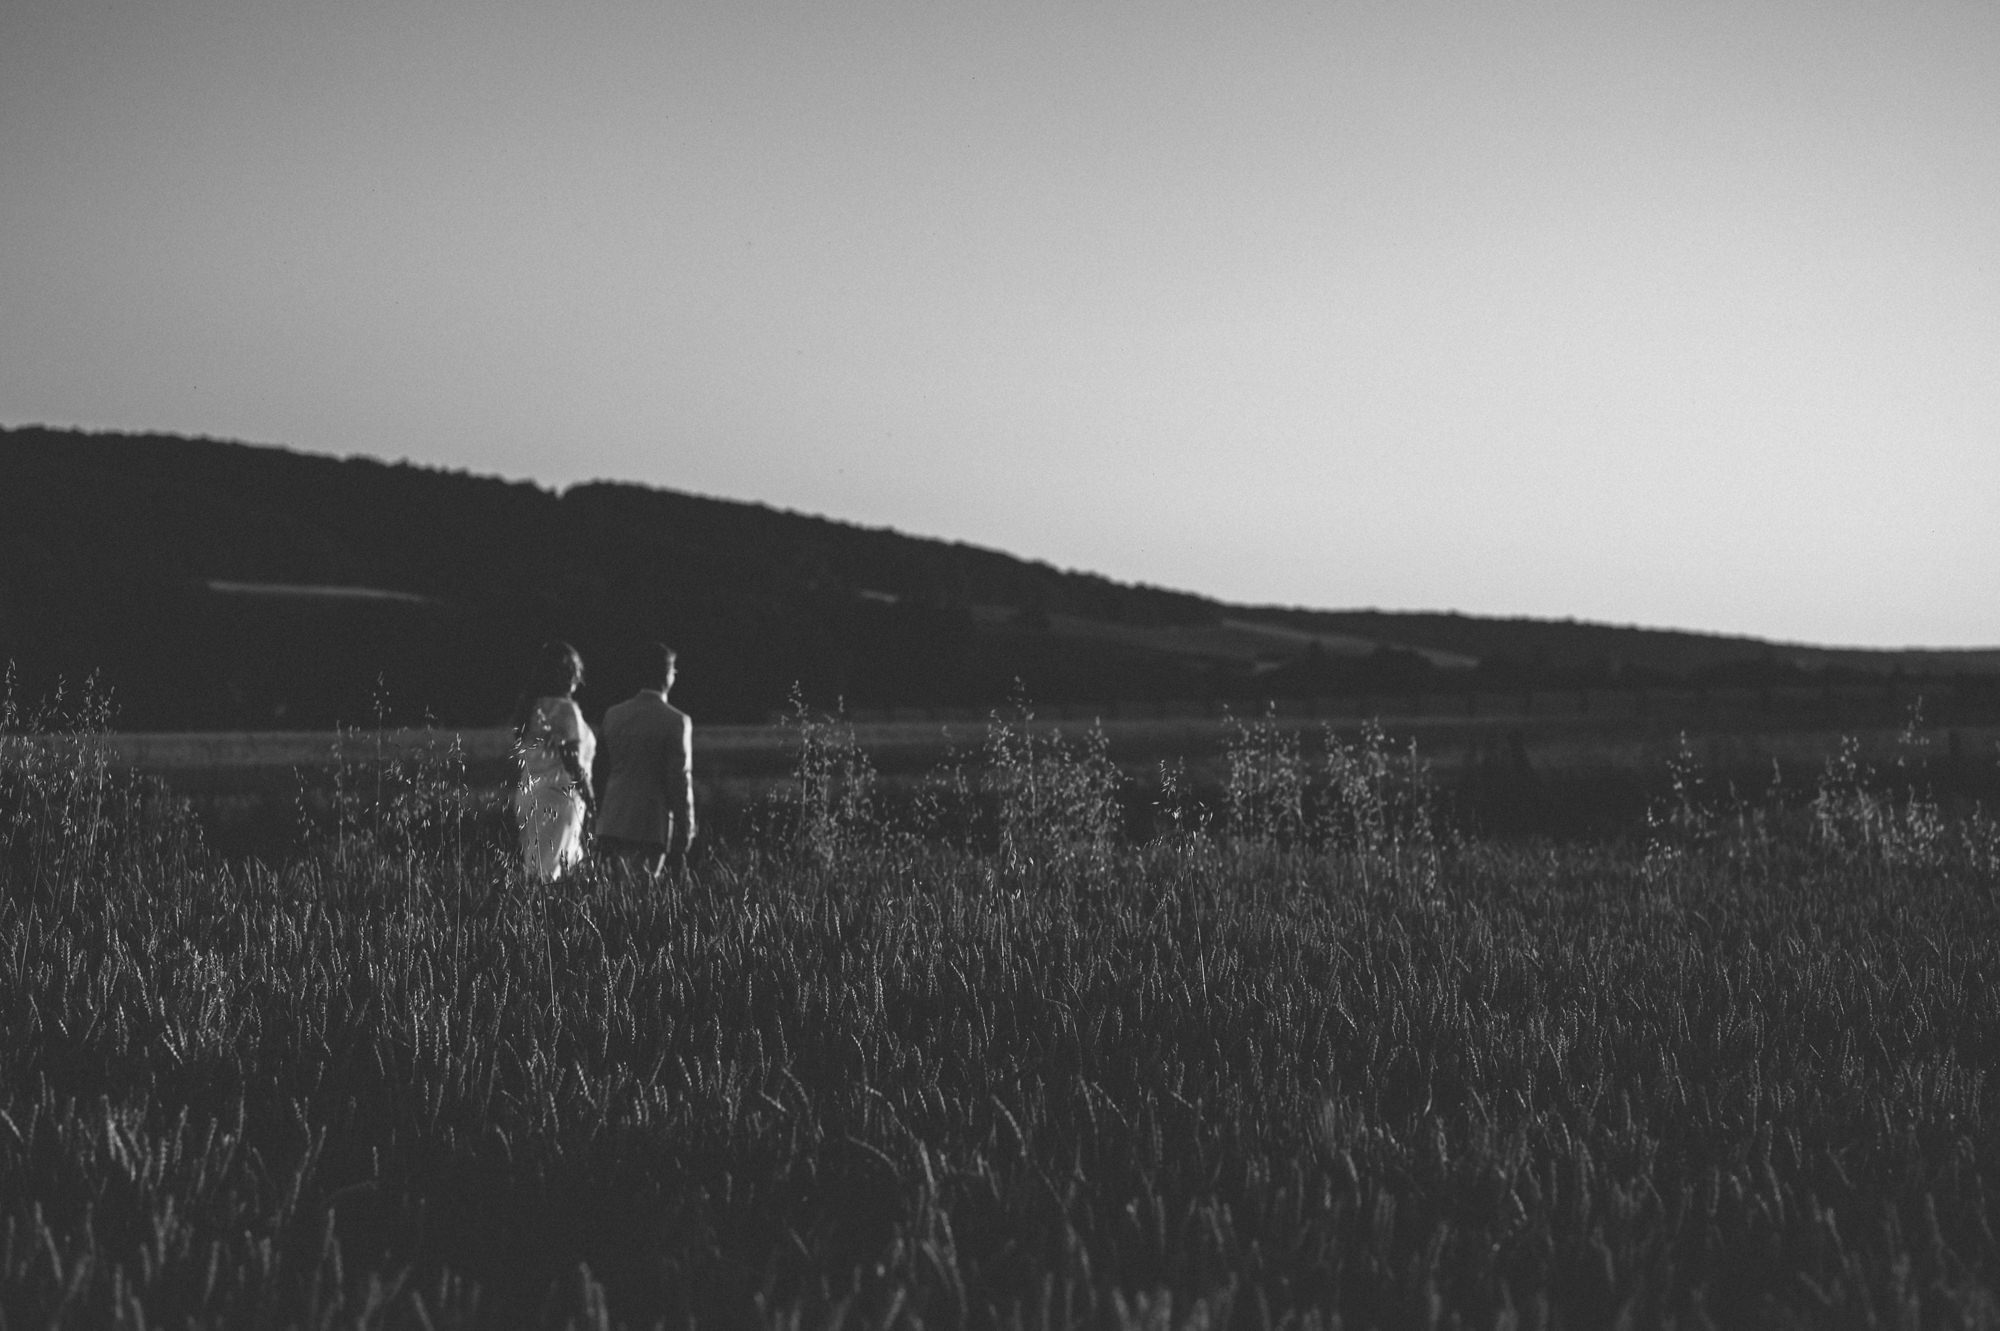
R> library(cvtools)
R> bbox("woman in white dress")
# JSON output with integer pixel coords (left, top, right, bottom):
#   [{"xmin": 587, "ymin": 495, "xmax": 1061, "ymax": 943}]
[{"xmin": 511, "ymin": 640, "xmax": 597, "ymax": 880}]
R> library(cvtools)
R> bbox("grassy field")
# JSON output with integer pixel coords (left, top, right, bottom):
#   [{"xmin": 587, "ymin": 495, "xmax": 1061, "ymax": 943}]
[{"xmin": 3, "ymin": 698, "xmax": 2000, "ymax": 1326}]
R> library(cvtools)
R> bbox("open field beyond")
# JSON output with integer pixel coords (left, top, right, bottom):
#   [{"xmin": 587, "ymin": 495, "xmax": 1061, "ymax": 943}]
[{"xmin": 22, "ymin": 689, "xmax": 2000, "ymax": 853}]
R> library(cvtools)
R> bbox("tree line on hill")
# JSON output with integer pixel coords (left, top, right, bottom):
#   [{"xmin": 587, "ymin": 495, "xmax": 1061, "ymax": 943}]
[
  {"xmin": 5, "ymin": 427, "xmax": 1995, "ymax": 731},
  {"xmin": 3, "ymin": 428, "xmax": 1229, "ymax": 728}
]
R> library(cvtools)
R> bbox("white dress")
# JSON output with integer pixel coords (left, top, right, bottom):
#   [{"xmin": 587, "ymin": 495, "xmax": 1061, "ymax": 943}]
[{"xmin": 513, "ymin": 696, "xmax": 596, "ymax": 880}]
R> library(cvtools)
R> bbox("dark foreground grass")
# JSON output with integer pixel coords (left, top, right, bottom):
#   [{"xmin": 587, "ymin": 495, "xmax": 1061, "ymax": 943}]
[{"xmin": 3, "ymin": 706, "xmax": 2000, "ymax": 1327}]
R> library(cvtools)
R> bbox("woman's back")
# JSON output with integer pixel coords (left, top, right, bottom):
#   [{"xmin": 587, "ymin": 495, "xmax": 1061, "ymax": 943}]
[{"xmin": 516, "ymin": 696, "xmax": 595, "ymax": 788}]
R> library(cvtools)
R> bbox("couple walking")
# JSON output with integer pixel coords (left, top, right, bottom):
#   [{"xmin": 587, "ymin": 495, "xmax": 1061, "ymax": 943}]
[{"xmin": 512, "ymin": 640, "xmax": 695, "ymax": 881}]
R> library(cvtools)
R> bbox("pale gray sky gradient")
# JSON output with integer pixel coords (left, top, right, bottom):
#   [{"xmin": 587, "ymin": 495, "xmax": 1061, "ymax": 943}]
[{"xmin": 4, "ymin": 1, "xmax": 1996, "ymax": 646}]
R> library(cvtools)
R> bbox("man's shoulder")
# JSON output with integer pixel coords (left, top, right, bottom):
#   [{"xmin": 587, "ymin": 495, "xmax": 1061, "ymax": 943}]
[
  {"xmin": 603, "ymin": 693, "xmax": 655, "ymax": 726},
  {"xmin": 607, "ymin": 692, "xmax": 689, "ymax": 728}
]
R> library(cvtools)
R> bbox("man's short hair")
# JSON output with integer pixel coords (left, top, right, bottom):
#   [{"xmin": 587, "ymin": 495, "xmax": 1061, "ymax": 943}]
[{"xmin": 647, "ymin": 642, "xmax": 678, "ymax": 684}]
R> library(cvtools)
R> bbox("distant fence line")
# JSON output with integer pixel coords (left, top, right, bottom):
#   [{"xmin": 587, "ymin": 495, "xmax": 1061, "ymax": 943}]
[
  {"xmin": 6, "ymin": 682, "xmax": 1994, "ymax": 788},
  {"xmin": 841, "ymin": 680, "xmax": 1997, "ymax": 727},
  {"xmin": 0, "ymin": 727, "xmax": 515, "ymax": 772}
]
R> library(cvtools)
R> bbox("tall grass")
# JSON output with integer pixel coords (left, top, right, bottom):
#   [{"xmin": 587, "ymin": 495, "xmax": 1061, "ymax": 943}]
[{"xmin": 2, "ymin": 685, "xmax": 1999, "ymax": 1326}]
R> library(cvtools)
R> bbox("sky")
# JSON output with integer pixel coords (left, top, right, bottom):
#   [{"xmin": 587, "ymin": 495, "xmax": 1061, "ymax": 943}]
[{"xmin": 4, "ymin": 1, "xmax": 1997, "ymax": 649}]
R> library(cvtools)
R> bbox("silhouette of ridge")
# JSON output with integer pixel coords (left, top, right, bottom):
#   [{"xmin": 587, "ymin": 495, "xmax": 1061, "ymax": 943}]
[{"xmin": 6, "ymin": 425, "xmax": 1995, "ymax": 729}]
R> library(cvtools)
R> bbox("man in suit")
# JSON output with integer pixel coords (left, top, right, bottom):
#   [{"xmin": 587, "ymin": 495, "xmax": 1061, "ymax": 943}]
[{"xmin": 594, "ymin": 642, "xmax": 696, "ymax": 880}]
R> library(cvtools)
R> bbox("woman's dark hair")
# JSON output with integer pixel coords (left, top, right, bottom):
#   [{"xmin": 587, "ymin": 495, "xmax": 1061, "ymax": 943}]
[{"xmin": 513, "ymin": 640, "xmax": 584, "ymax": 734}]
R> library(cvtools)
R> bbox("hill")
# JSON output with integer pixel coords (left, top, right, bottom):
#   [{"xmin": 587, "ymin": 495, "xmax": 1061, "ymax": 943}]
[{"xmin": 5, "ymin": 426, "xmax": 1996, "ymax": 729}]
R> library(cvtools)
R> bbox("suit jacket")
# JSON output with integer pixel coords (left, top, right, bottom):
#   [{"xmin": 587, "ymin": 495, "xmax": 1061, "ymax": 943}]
[{"xmin": 595, "ymin": 690, "xmax": 694, "ymax": 848}]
